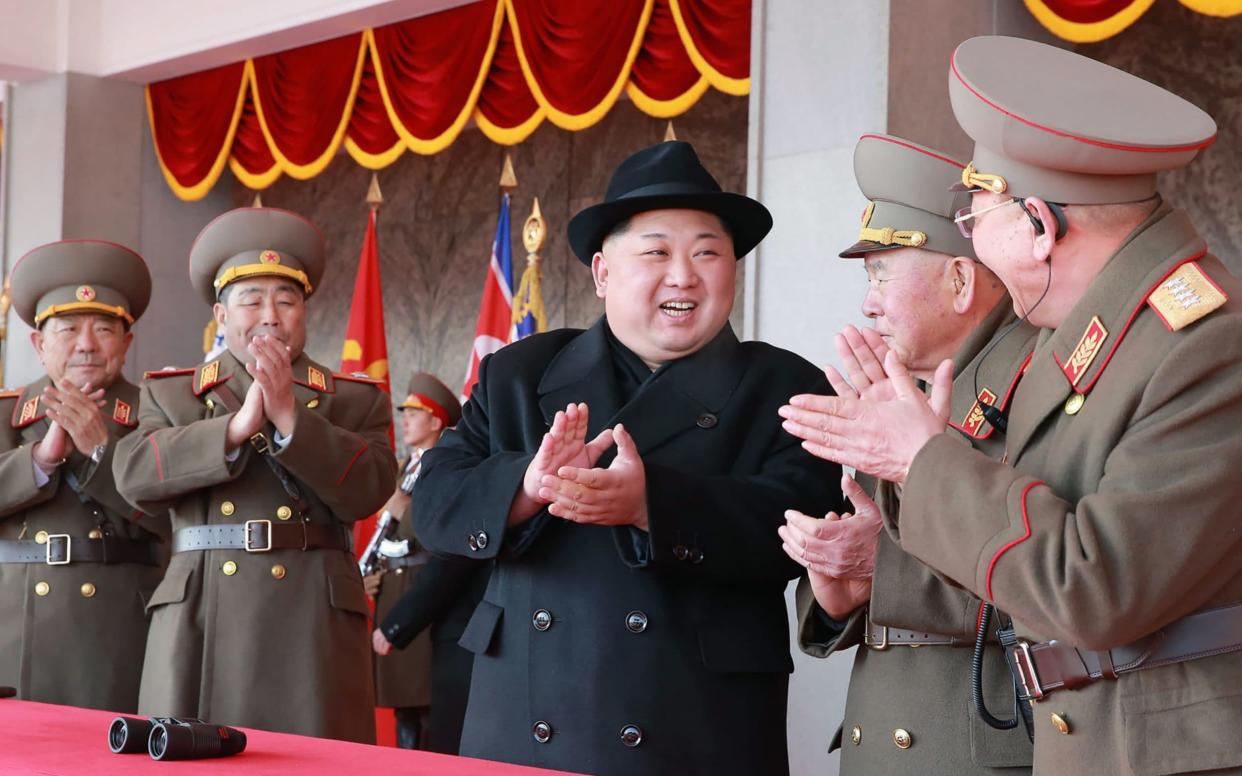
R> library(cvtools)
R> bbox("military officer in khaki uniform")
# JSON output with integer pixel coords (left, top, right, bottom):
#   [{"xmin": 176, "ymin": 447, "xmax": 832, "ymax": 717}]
[
  {"xmin": 782, "ymin": 134, "xmax": 1035, "ymax": 774},
  {"xmin": 0, "ymin": 240, "xmax": 165, "ymax": 712},
  {"xmin": 781, "ymin": 37, "xmax": 1242, "ymax": 775},
  {"xmin": 364, "ymin": 372, "xmax": 460, "ymax": 749},
  {"xmin": 113, "ymin": 207, "xmax": 398, "ymax": 743}
]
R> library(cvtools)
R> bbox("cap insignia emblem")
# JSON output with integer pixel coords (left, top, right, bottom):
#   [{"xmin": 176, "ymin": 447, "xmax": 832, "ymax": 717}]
[
  {"xmin": 76, "ymin": 286, "xmax": 96, "ymax": 302},
  {"xmin": 259, "ymin": 250, "xmax": 281, "ymax": 264}
]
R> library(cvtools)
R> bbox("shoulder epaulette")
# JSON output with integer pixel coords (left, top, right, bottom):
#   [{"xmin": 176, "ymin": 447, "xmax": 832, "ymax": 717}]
[
  {"xmin": 0, "ymin": 389, "xmax": 20, "ymax": 399},
  {"xmin": 1147, "ymin": 260, "xmax": 1228, "ymax": 332},
  {"xmin": 144, "ymin": 367, "xmax": 195, "ymax": 379},
  {"xmin": 333, "ymin": 372, "xmax": 384, "ymax": 386}
]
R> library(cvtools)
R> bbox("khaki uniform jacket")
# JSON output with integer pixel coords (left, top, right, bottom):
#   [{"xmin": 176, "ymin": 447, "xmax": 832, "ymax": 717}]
[
  {"xmin": 373, "ymin": 455, "xmax": 433, "ymax": 710},
  {"xmin": 0, "ymin": 376, "xmax": 166, "ymax": 712},
  {"xmin": 797, "ymin": 301, "xmax": 1038, "ymax": 774},
  {"xmin": 113, "ymin": 351, "xmax": 397, "ymax": 743},
  {"xmin": 896, "ymin": 203, "xmax": 1242, "ymax": 775}
]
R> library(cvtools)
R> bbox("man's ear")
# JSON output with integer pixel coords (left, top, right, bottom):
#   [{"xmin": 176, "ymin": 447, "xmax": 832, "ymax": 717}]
[
  {"xmin": 1025, "ymin": 197, "xmax": 1059, "ymax": 264},
  {"xmin": 948, "ymin": 257, "xmax": 976, "ymax": 314},
  {"xmin": 591, "ymin": 253, "xmax": 609, "ymax": 299},
  {"xmin": 212, "ymin": 301, "xmax": 228, "ymax": 328},
  {"xmin": 30, "ymin": 329, "xmax": 44, "ymax": 358}
]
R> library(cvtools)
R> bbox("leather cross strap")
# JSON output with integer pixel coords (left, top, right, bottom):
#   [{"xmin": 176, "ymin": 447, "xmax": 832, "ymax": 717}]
[
  {"xmin": 864, "ymin": 617, "xmax": 972, "ymax": 648},
  {"xmin": 385, "ymin": 552, "xmax": 432, "ymax": 570},
  {"xmin": 0, "ymin": 536, "xmax": 160, "ymax": 566},
  {"xmin": 1006, "ymin": 601, "xmax": 1242, "ymax": 700},
  {"xmin": 172, "ymin": 521, "xmax": 350, "ymax": 554}
]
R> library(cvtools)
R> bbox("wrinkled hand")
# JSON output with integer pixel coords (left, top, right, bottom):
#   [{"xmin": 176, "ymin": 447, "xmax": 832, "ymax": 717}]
[
  {"xmin": 33, "ymin": 422, "xmax": 73, "ymax": 474},
  {"xmin": 372, "ymin": 627, "xmax": 393, "ymax": 656},
  {"xmin": 363, "ymin": 572, "xmax": 383, "ymax": 598},
  {"xmin": 541, "ymin": 423, "xmax": 648, "ymax": 531},
  {"xmin": 225, "ymin": 380, "xmax": 266, "ymax": 451},
  {"xmin": 780, "ymin": 352, "xmax": 952, "ymax": 484},
  {"xmin": 824, "ymin": 325, "xmax": 895, "ymax": 402},
  {"xmin": 247, "ymin": 335, "xmax": 296, "ymax": 437},
  {"xmin": 510, "ymin": 403, "xmax": 613, "ymax": 525},
  {"xmin": 779, "ymin": 475, "xmax": 882, "ymax": 580},
  {"xmin": 807, "ymin": 570, "xmax": 873, "ymax": 620},
  {"xmin": 42, "ymin": 382, "xmax": 108, "ymax": 455}
]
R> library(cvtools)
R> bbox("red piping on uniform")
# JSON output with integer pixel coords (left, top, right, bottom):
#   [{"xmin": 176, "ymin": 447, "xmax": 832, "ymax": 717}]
[
  {"xmin": 148, "ymin": 433, "xmax": 165, "ymax": 482},
  {"xmin": 859, "ymin": 133, "xmax": 965, "ymax": 168},
  {"xmin": 985, "ymin": 480, "xmax": 1045, "ymax": 600},
  {"xmin": 1056, "ymin": 249, "xmax": 1208, "ymax": 394},
  {"xmin": 949, "ymin": 351, "xmax": 1034, "ymax": 440},
  {"xmin": 336, "ymin": 443, "xmax": 367, "ymax": 486},
  {"xmin": 951, "ymin": 54, "xmax": 1216, "ymax": 154}
]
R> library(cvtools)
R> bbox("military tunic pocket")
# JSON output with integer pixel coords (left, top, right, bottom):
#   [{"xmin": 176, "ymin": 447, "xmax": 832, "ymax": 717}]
[
  {"xmin": 145, "ymin": 564, "xmax": 192, "ymax": 613},
  {"xmin": 1124, "ymin": 686, "xmax": 1242, "ymax": 775},
  {"xmin": 458, "ymin": 600, "xmax": 503, "ymax": 655},
  {"xmin": 327, "ymin": 574, "xmax": 370, "ymax": 618}
]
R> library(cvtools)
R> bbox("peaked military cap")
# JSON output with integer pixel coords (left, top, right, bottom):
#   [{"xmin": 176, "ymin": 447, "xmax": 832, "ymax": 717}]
[
  {"xmin": 839, "ymin": 134, "xmax": 976, "ymax": 260},
  {"xmin": 949, "ymin": 36, "xmax": 1216, "ymax": 204},
  {"xmin": 11, "ymin": 239, "xmax": 151, "ymax": 328},
  {"xmin": 567, "ymin": 141, "xmax": 772, "ymax": 265},
  {"xmin": 398, "ymin": 372, "xmax": 461, "ymax": 427},
  {"xmin": 189, "ymin": 207, "xmax": 325, "ymax": 305}
]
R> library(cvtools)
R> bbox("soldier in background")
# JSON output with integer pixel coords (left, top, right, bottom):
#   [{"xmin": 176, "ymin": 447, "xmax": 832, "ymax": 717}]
[
  {"xmin": 113, "ymin": 207, "xmax": 397, "ymax": 742},
  {"xmin": 368, "ymin": 372, "xmax": 488, "ymax": 754},
  {"xmin": 0, "ymin": 240, "xmax": 165, "ymax": 712}
]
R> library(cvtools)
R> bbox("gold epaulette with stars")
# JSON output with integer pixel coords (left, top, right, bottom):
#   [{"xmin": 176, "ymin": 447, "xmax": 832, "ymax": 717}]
[{"xmin": 1147, "ymin": 261, "xmax": 1228, "ymax": 332}]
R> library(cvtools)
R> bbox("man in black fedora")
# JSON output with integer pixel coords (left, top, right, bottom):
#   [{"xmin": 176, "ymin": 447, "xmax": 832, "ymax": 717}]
[{"xmin": 412, "ymin": 141, "xmax": 842, "ymax": 776}]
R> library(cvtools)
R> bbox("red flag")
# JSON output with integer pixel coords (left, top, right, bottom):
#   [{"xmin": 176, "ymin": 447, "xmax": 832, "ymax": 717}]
[
  {"xmin": 339, "ymin": 207, "xmax": 397, "ymax": 746},
  {"xmin": 461, "ymin": 193, "xmax": 516, "ymax": 398}
]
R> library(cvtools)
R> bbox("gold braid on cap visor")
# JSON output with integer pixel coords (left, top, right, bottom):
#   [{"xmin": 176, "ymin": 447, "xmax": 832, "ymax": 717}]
[
  {"xmin": 35, "ymin": 302, "xmax": 134, "ymax": 326},
  {"xmin": 214, "ymin": 264, "xmax": 314, "ymax": 296},
  {"xmin": 961, "ymin": 163, "xmax": 1008, "ymax": 194},
  {"xmin": 857, "ymin": 202, "xmax": 928, "ymax": 248}
]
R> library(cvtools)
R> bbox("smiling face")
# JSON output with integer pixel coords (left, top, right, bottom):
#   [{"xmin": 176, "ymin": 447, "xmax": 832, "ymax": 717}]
[
  {"xmin": 861, "ymin": 248, "xmax": 965, "ymax": 375},
  {"xmin": 591, "ymin": 209, "xmax": 736, "ymax": 369},
  {"xmin": 213, "ymin": 276, "xmax": 307, "ymax": 363},
  {"xmin": 32, "ymin": 313, "xmax": 133, "ymax": 390}
]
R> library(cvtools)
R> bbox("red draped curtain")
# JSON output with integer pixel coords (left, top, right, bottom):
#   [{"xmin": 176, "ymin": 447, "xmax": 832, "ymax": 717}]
[
  {"xmin": 1024, "ymin": 0, "xmax": 1241, "ymax": 42},
  {"xmin": 147, "ymin": 0, "xmax": 751, "ymax": 201}
]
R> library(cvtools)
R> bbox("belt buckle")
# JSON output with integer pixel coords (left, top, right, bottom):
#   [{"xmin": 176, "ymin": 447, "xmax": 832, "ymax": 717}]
[
  {"xmin": 249, "ymin": 433, "xmax": 270, "ymax": 455},
  {"xmin": 244, "ymin": 519, "xmax": 273, "ymax": 553},
  {"xmin": 1012, "ymin": 640, "xmax": 1045, "ymax": 701},
  {"xmin": 869, "ymin": 624, "xmax": 890, "ymax": 650},
  {"xmin": 46, "ymin": 534, "xmax": 72, "ymax": 565}
]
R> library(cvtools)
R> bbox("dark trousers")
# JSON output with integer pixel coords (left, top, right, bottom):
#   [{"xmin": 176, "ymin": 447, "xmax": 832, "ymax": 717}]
[{"xmin": 394, "ymin": 706, "xmax": 429, "ymax": 750}]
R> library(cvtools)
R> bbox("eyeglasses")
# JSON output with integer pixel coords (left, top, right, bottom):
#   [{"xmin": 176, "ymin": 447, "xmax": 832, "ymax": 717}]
[{"xmin": 953, "ymin": 198, "xmax": 1018, "ymax": 238}]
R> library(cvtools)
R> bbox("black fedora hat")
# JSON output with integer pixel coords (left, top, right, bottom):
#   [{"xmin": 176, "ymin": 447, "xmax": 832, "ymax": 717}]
[{"xmin": 567, "ymin": 141, "xmax": 772, "ymax": 265}]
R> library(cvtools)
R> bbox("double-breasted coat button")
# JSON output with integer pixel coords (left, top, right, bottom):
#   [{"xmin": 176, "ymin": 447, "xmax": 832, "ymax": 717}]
[
  {"xmin": 673, "ymin": 545, "xmax": 689, "ymax": 561},
  {"xmin": 474, "ymin": 530, "xmax": 489, "ymax": 550},
  {"xmin": 276, "ymin": 506, "xmax": 293, "ymax": 521},
  {"xmin": 850, "ymin": 725, "xmax": 862, "ymax": 745},
  {"xmin": 34, "ymin": 581, "xmax": 50, "ymax": 596},
  {"xmin": 80, "ymin": 582, "xmax": 96, "ymax": 598},
  {"xmin": 220, "ymin": 501, "xmax": 235, "ymax": 516},
  {"xmin": 688, "ymin": 548, "xmax": 704, "ymax": 564},
  {"xmin": 893, "ymin": 729, "xmax": 912, "ymax": 749},
  {"xmin": 1050, "ymin": 712, "xmax": 1071, "ymax": 735},
  {"xmin": 532, "ymin": 609, "xmax": 553, "ymax": 631},
  {"xmin": 1064, "ymin": 393, "xmax": 1085, "ymax": 415},
  {"xmin": 88, "ymin": 528, "xmax": 103, "ymax": 539},
  {"xmin": 306, "ymin": 399, "xmax": 320, "ymax": 409},
  {"xmin": 532, "ymin": 721, "xmax": 552, "ymax": 743},
  {"xmin": 467, "ymin": 534, "xmax": 479, "ymax": 552},
  {"xmin": 34, "ymin": 531, "xmax": 49, "ymax": 545},
  {"xmin": 222, "ymin": 560, "xmax": 238, "ymax": 576},
  {"xmin": 270, "ymin": 564, "xmax": 287, "ymax": 580},
  {"xmin": 620, "ymin": 725, "xmax": 643, "ymax": 747},
  {"xmin": 626, "ymin": 611, "xmax": 648, "ymax": 633},
  {"xmin": 695, "ymin": 413, "xmax": 718, "ymax": 429}
]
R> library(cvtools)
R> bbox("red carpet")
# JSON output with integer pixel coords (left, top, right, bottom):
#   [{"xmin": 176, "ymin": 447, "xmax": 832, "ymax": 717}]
[{"xmin": 0, "ymin": 700, "xmax": 583, "ymax": 775}]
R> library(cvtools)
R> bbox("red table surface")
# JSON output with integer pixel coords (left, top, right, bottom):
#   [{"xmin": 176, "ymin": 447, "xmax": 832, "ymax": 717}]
[{"xmin": 0, "ymin": 700, "xmax": 585, "ymax": 776}]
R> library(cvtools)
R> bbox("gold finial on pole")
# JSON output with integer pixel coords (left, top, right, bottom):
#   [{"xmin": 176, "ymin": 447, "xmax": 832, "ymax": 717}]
[
  {"xmin": 499, "ymin": 152, "xmax": 519, "ymax": 193},
  {"xmin": 512, "ymin": 196, "xmax": 548, "ymax": 334},
  {"xmin": 366, "ymin": 173, "xmax": 383, "ymax": 210},
  {"xmin": 523, "ymin": 197, "xmax": 546, "ymax": 255},
  {"xmin": 664, "ymin": 121, "xmax": 677, "ymax": 142},
  {"xmin": 251, "ymin": 191, "xmax": 263, "ymax": 208}
]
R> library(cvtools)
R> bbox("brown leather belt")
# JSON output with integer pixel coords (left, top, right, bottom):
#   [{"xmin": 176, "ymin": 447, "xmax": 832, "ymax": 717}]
[
  {"xmin": 1007, "ymin": 602, "xmax": 1242, "ymax": 700},
  {"xmin": 172, "ymin": 521, "xmax": 350, "ymax": 554},
  {"xmin": 864, "ymin": 617, "xmax": 971, "ymax": 648},
  {"xmin": 0, "ymin": 536, "xmax": 160, "ymax": 566}
]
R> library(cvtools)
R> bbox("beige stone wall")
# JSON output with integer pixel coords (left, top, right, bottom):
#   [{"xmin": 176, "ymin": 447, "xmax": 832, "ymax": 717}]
[{"xmin": 238, "ymin": 90, "xmax": 748, "ymax": 395}]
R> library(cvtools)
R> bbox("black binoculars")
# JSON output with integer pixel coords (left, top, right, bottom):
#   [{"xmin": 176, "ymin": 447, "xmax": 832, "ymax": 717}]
[{"xmin": 108, "ymin": 715, "xmax": 247, "ymax": 760}]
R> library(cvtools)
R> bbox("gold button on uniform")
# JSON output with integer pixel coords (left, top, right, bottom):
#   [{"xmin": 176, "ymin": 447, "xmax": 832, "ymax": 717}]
[
  {"xmin": 893, "ymin": 729, "xmax": 912, "ymax": 749},
  {"xmin": 1064, "ymin": 393, "xmax": 1085, "ymax": 415},
  {"xmin": 220, "ymin": 501, "xmax": 235, "ymax": 516},
  {"xmin": 205, "ymin": 398, "xmax": 216, "ymax": 411},
  {"xmin": 34, "ymin": 581, "xmax": 50, "ymax": 596},
  {"xmin": 850, "ymin": 725, "xmax": 862, "ymax": 745},
  {"xmin": 35, "ymin": 530, "xmax": 49, "ymax": 544},
  {"xmin": 306, "ymin": 399, "xmax": 320, "ymax": 409},
  {"xmin": 1050, "ymin": 712, "xmax": 1071, "ymax": 735},
  {"xmin": 222, "ymin": 560, "xmax": 238, "ymax": 576},
  {"xmin": 270, "ymin": 564, "xmax": 287, "ymax": 580},
  {"xmin": 88, "ymin": 528, "xmax": 103, "ymax": 539},
  {"xmin": 80, "ymin": 583, "xmax": 96, "ymax": 598},
  {"xmin": 276, "ymin": 506, "xmax": 292, "ymax": 521}
]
